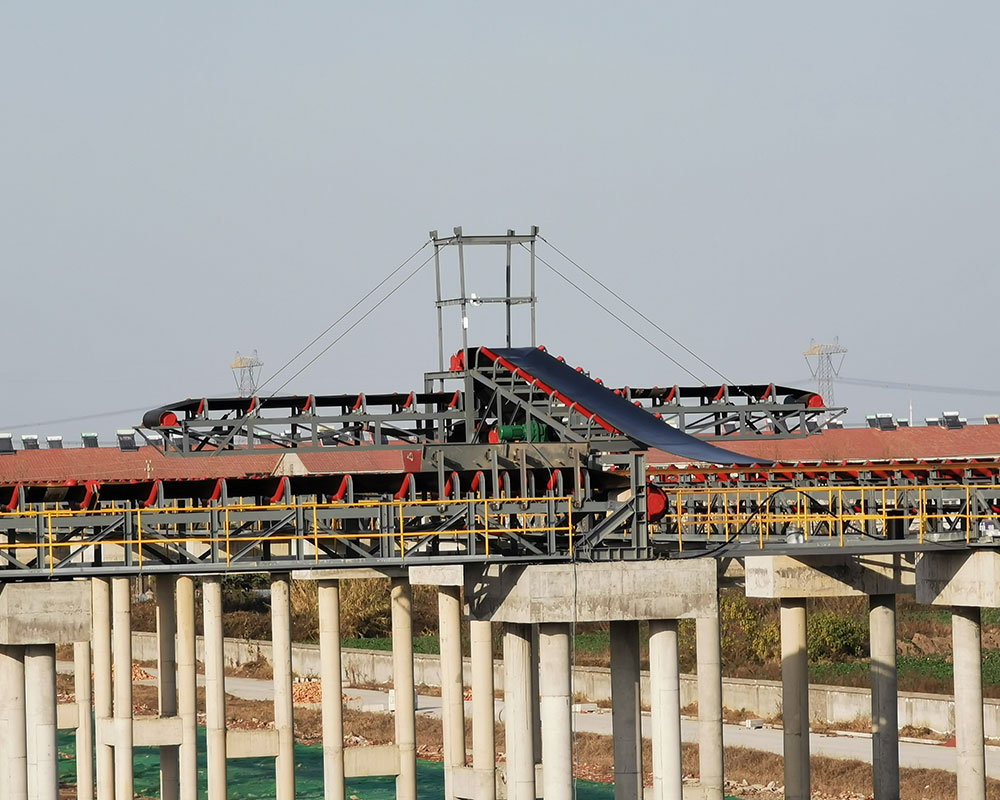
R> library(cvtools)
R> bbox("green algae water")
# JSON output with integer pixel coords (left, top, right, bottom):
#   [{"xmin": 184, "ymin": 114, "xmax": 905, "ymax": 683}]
[{"xmin": 56, "ymin": 729, "xmax": 736, "ymax": 799}]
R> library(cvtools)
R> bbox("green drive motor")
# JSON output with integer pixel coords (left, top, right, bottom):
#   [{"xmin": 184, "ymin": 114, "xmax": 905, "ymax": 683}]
[{"xmin": 496, "ymin": 419, "xmax": 549, "ymax": 443}]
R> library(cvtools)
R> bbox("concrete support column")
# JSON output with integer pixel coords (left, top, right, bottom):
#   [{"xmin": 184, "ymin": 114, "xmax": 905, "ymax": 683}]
[
  {"xmin": 696, "ymin": 614, "xmax": 724, "ymax": 800},
  {"xmin": 175, "ymin": 576, "xmax": 198, "ymax": 800},
  {"xmin": 530, "ymin": 626, "xmax": 542, "ymax": 766},
  {"xmin": 111, "ymin": 577, "xmax": 134, "ymax": 800},
  {"xmin": 0, "ymin": 645, "xmax": 28, "ymax": 800},
  {"xmin": 470, "ymin": 619, "xmax": 496, "ymax": 800},
  {"xmin": 870, "ymin": 595, "xmax": 899, "ymax": 800},
  {"xmin": 649, "ymin": 620, "xmax": 682, "ymax": 800},
  {"xmin": 25, "ymin": 645, "xmax": 58, "ymax": 800},
  {"xmin": 156, "ymin": 576, "xmax": 179, "ymax": 800},
  {"xmin": 92, "ymin": 578, "xmax": 113, "ymax": 800},
  {"xmin": 74, "ymin": 641, "xmax": 95, "ymax": 800},
  {"xmin": 953, "ymin": 606, "xmax": 986, "ymax": 800},
  {"xmin": 780, "ymin": 598, "xmax": 810, "ymax": 800},
  {"xmin": 271, "ymin": 575, "xmax": 295, "ymax": 800},
  {"xmin": 503, "ymin": 623, "xmax": 535, "ymax": 800},
  {"xmin": 391, "ymin": 576, "xmax": 417, "ymax": 800},
  {"xmin": 318, "ymin": 580, "xmax": 345, "ymax": 800},
  {"xmin": 609, "ymin": 621, "xmax": 642, "ymax": 800},
  {"xmin": 538, "ymin": 623, "xmax": 573, "ymax": 800},
  {"xmin": 438, "ymin": 586, "xmax": 465, "ymax": 800},
  {"xmin": 202, "ymin": 577, "xmax": 228, "ymax": 800}
]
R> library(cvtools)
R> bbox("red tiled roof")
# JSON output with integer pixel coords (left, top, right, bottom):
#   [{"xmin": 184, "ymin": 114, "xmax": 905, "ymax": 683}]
[
  {"xmin": 647, "ymin": 425, "xmax": 1000, "ymax": 466},
  {"xmin": 0, "ymin": 446, "xmax": 422, "ymax": 486}
]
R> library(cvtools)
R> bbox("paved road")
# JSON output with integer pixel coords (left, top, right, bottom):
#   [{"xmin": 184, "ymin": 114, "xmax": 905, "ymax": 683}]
[{"xmin": 58, "ymin": 661, "xmax": 1000, "ymax": 776}]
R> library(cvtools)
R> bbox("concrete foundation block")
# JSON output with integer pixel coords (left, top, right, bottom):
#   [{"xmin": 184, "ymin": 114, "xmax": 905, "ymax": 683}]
[
  {"xmin": 0, "ymin": 581, "xmax": 92, "ymax": 643},
  {"xmin": 745, "ymin": 554, "xmax": 915, "ymax": 598}
]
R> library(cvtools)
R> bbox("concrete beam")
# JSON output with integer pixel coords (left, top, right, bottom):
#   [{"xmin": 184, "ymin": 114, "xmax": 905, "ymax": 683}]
[
  {"xmin": 468, "ymin": 561, "xmax": 718, "ymax": 623},
  {"xmin": 0, "ymin": 581, "xmax": 91, "ymax": 644},
  {"xmin": 746, "ymin": 554, "xmax": 914, "ymax": 599},
  {"xmin": 410, "ymin": 565, "xmax": 465, "ymax": 587},
  {"xmin": 917, "ymin": 550, "xmax": 1000, "ymax": 607}
]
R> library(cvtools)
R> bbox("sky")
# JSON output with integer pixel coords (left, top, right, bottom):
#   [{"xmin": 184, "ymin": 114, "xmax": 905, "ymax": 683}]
[{"xmin": 2, "ymin": 3, "xmax": 999, "ymax": 443}]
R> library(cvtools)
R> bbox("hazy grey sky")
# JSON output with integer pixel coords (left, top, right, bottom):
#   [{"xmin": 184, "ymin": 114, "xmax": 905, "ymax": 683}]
[{"xmin": 3, "ymin": 3, "xmax": 998, "ymax": 440}]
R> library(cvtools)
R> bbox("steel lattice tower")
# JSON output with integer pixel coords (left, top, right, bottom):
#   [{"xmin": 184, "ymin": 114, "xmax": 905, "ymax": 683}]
[
  {"xmin": 231, "ymin": 350, "xmax": 264, "ymax": 397},
  {"xmin": 803, "ymin": 338, "xmax": 847, "ymax": 406}
]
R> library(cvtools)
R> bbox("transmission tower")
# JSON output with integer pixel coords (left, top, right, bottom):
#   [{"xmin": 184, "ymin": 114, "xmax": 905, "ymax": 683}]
[
  {"xmin": 803, "ymin": 338, "xmax": 847, "ymax": 405},
  {"xmin": 231, "ymin": 350, "xmax": 264, "ymax": 397}
]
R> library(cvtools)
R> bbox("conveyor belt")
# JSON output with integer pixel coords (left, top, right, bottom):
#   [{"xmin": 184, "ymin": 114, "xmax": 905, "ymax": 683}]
[{"xmin": 481, "ymin": 347, "xmax": 764, "ymax": 465}]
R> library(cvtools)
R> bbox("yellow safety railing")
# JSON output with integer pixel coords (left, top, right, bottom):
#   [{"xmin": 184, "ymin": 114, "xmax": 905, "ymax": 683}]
[
  {"xmin": 0, "ymin": 496, "xmax": 575, "ymax": 572},
  {"xmin": 658, "ymin": 484, "xmax": 994, "ymax": 549}
]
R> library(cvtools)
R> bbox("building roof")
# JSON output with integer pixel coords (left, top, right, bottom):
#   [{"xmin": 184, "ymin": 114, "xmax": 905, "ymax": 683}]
[
  {"xmin": 0, "ymin": 445, "xmax": 422, "ymax": 486},
  {"xmin": 647, "ymin": 424, "xmax": 1000, "ymax": 467}
]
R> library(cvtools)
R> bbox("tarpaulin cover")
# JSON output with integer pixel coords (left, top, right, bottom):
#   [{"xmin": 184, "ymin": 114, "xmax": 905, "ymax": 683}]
[
  {"xmin": 487, "ymin": 347, "xmax": 764, "ymax": 465},
  {"xmin": 57, "ymin": 729, "xmax": 677, "ymax": 800}
]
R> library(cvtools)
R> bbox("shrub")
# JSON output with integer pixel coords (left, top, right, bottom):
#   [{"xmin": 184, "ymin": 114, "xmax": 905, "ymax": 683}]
[
  {"xmin": 721, "ymin": 594, "xmax": 780, "ymax": 665},
  {"xmin": 808, "ymin": 611, "xmax": 867, "ymax": 660}
]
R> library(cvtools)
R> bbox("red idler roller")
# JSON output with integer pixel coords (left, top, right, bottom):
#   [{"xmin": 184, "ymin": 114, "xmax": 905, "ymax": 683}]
[
  {"xmin": 142, "ymin": 407, "xmax": 179, "ymax": 427},
  {"xmin": 646, "ymin": 483, "xmax": 668, "ymax": 523}
]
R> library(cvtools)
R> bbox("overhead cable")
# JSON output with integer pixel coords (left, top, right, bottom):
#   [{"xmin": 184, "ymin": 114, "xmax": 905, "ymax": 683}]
[
  {"xmin": 267, "ymin": 248, "xmax": 439, "ymax": 396},
  {"xmin": 538, "ymin": 236, "xmax": 734, "ymax": 385},
  {"xmin": 523, "ymin": 245, "xmax": 705, "ymax": 383},
  {"xmin": 258, "ymin": 238, "xmax": 432, "ymax": 393}
]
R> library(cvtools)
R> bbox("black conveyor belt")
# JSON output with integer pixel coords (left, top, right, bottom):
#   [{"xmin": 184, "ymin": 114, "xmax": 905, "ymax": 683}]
[{"xmin": 486, "ymin": 347, "xmax": 764, "ymax": 465}]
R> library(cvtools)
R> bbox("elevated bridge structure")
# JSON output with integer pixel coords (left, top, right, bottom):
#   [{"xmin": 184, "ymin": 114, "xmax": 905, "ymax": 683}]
[{"xmin": 2, "ymin": 230, "xmax": 998, "ymax": 800}]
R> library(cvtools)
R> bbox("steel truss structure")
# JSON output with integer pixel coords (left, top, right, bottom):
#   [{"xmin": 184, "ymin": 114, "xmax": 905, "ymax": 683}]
[{"xmin": 1, "ymin": 230, "xmax": 993, "ymax": 579}]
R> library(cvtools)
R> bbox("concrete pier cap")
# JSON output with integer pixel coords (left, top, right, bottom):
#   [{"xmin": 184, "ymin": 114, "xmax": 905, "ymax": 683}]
[
  {"xmin": 466, "ymin": 561, "xmax": 718, "ymax": 623},
  {"xmin": 0, "ymin": 580, "xmax": 92, "ymax": 643},
  {"xmin": 745, "ymin": 554, "xmax": 915, "ymax": 599},
  {"xmin": 917, "ymin": 550, "xmax": 1000, "ymax": 606}
]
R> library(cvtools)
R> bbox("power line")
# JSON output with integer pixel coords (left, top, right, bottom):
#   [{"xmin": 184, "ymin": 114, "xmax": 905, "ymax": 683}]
[
  {"xmin": 267, "ymin": 249, "xmax": 438, "ymax": 396},
  {"xmin": 258, "ymin": 238, "xmax": 432, "ymax": 393},
  {"xmin": 538, "ymin": 235, "xmax": 734, "ymax": 384},
  {"xmin": 524, "ymin": 245, "xmax": 705, "ymax": 383},
  {"xmin": 837, "ymin": 376, "xmax": 1000, "ymax": 398}
]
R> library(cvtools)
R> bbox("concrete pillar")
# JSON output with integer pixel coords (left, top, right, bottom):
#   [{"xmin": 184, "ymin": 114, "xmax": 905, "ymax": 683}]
[
  {"xmin": 25, "ymin": 645, "xmax": 58, "ymax": 800},
  {"xmin": 538, "ymin": 623, "xmax": 573, "ymax": 800},
  {"xmin": 92, "ymin": 578, "xmax": 113, "ymax": 800},
  {"xmin": 391, "ymin": 576, "xmax": 417, "ymax": 800},
  {"xmin": 0, "ymin": 645, "xmax": 28, "ymax": 800},
  {"xmin": 649, "ymin": 620, "xmax": 682, "ymax": 800},
  {"xmin": 438, "ymin": 586, "xmax": 465, "ymax": 800},
  {"xmin": 869, "ymin": 595, "xmax": 899, "ymax": 800},
  {"xmin": 318, "ymin": 580, "xmax": 345, "ymax": 800},
  {"xmin": 202, "ymin": 577, "xmax": 228, "ymax": 800},
  {"xmin": 780, "ymin": 598, "xmax": 810, "ymax": 800},
  {"xmin": 696, "ymin": 614, "xmax": 724, "ymax": 800},
  {"xmin": 953, "ymin": 606, "xmax": 986, "ymax": 800},
  {"xmin": 503, "ymin": 623, "xmax": 535, "ymax": 800},
  {"xmin": 156, "ymin": 576, "xmax": 179, "ymax": 800},
  {"xmin": 530, "ymin": 626, "xmax": 542, "ymax": 766},
  {"xmin": 271, "ymin": 575, "xmax": 295, "ymax": 800},
  {"xmin": 470, "ymin": 619, "xmax": 496, "ymax": 800},
  {"xmin": 74, "ymin": 641, "xmax": 95, "ymax": 800},
  {"xmin": 112, "ymin": 577, "xmax": 134, "ymax": 800},
  {"xmin": 610, "ymin": 621, "xmax": 642, "ymax": 800},
  {"xmin": 175, "ymin": 576, "xmax": 198, "ymax": 800}
]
